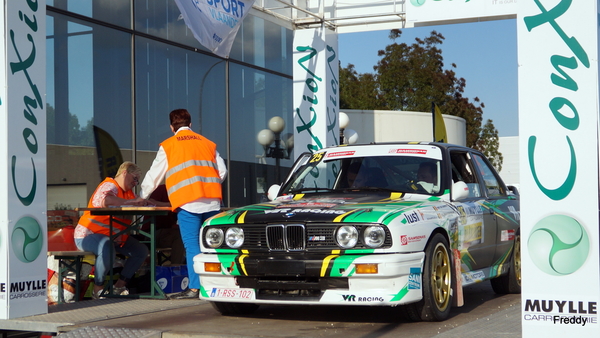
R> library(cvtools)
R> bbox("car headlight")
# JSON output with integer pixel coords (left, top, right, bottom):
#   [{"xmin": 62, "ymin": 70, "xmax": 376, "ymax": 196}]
[
  {"xmin": 363, "ymin": 226, "xmax": 385, "ymax": 248},
  {"xmin": 205, "ymin": 228, "xmax": 224, "ymax": 248},
  {"xmin": 225, "ymin": 227, "xmax": 244, "ymax": 248},
  {"xmin": 336, "ymin": 225, "xmax": 358, "ymax": 248}
]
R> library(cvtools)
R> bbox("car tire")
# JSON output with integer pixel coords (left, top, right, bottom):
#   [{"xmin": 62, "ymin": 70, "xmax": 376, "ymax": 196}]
[
  {"xmin": 491, "ymin": 230, "xmax": 521, "ymax": 294},
  {"xmin": 403, "ymin": 233, "xmax": 453, "ymax": 321},
  {"xmin": 210, "ymin": 301, "xmax": 260, "ymax": 315}
]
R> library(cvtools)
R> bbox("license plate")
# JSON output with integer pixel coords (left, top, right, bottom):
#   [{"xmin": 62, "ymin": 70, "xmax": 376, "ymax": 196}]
[{"xmin": 209, "ymin": 288, "xmax": 255, "ymax": 299}]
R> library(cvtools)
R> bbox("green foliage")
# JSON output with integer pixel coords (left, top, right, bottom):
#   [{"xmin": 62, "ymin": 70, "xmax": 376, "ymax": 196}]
[
  {"xmin": 47, "ymin": 103, "xmax": 94, "ymax": 147},
  {"xmin": 476, "ymin": 119, "xmax": 503, "ymax": 172},
  {"xmin": 339, "ymin": 29, "xmax": 502, "ymax": 168}
]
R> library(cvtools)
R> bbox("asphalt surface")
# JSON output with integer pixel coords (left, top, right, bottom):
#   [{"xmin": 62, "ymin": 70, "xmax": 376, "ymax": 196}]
[{"xmin": 0, "ymin": 282, "xmax": 521, "ymax": 337}]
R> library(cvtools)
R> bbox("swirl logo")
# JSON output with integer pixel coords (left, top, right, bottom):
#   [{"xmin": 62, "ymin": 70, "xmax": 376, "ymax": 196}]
[
  {"xmin": 11, "ymin": 216, "xmax": 43, "ymax": 263},
  {"xmin": 528, "ymin": 215, "xmax": 589, "ymax": 276},
  {"xmin": 410, "ymin": 0, "xmax": 426, "ymax": 6}
]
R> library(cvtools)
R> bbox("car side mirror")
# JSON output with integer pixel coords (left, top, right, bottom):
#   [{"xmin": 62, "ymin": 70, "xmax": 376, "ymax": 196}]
[
  {"xmin": 267, "ymin": 184, "xmax": 281, "ymax": 201},
  {"xmin": 452, "ymin": 181, "xmax": 469, "ymax": 201}
]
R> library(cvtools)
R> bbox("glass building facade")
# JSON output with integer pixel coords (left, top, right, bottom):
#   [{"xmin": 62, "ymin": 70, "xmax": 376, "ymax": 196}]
[{"xmin": 45, "ymin": 1, "xmax": 294, "ymax": 211}]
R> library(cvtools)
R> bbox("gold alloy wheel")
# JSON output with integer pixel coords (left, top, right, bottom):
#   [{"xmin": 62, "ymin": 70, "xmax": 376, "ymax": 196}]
[
  {"xmin": 514, "ymin": 235, "xmax": 521, "ymax": 285},
  {"xmin": 431, "ymin": 242, "xmax": 451, "ymax": 311}
]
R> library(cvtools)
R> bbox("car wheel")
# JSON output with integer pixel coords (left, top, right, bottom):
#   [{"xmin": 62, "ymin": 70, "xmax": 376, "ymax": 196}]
[
  {"xmin": 210, "ymin": 301, "xmax": 260, "ymax": 316},
  {"xmin": 491, "ymin": 230, "xmax": 521, "ymax": 294},
  {"xmin": 403, "ymin": 233, "xmax": 453, "ymax": 321}
]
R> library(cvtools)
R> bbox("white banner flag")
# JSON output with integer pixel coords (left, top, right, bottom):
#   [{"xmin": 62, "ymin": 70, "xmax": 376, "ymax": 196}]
[{"xmin": 174, "ymin": 0, "xmax": 255, "ymax": 58}]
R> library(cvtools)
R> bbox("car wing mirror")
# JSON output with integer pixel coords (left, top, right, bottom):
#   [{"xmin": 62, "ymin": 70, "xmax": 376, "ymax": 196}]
[
  {"xmin": 452, "ymin": 181, "xmax": 469, "ymax": 201},
  {"xmin": 267, "ymin": 184, "xmax": 281, "ymax": 201}
]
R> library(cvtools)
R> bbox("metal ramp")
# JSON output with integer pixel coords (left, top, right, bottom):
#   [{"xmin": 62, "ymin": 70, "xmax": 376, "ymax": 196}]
[
  {"xmin": 58, "ymin": 326, "xmax": 161, "ymax": 338},
  {"xmin": 0, "ymin": 298, "xmax": 203, "ymax": 335}
]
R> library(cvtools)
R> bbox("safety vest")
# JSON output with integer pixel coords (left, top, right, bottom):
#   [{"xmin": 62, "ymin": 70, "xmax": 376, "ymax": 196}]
[
  {"xmin": 161, "ymin": 129, "xmax": 222, "ymax": 211},
  {"xmin": 78, "ymin": 177, "xmax": 135, "ymax": 242}
]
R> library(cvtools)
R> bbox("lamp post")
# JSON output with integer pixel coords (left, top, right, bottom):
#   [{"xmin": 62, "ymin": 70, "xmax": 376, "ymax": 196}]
[
  {"xmin": 339, "ymin": 112, "xmax": 359, "ymax": 145},
  {"xmin": 257, "ymin": 116, "xmax": 289, "ymax": 183}
]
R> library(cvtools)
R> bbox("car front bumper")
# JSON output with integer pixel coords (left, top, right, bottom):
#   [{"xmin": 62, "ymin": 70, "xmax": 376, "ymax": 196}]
[{"xmin": 193, "ymin": 251, "xmax": 425, "ymax": 306}]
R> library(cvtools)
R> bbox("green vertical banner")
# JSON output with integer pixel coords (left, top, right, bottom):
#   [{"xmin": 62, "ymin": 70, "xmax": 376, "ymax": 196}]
[
  {"xmin": 0, "ymin": 0, "xmax": 48, "ymax": 319},
  {"xmin": 93, "ymin": 125, "xmax": 123, "ymax": 180}
]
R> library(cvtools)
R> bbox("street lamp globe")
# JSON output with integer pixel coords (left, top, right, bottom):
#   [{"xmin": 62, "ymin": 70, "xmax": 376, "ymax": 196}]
[
  {"xmin": 339, "ymin": 112, "xmax": 349, "ymax": 130},
  {"xmin": 257, "ymin": 128, "xmax": 275, "ymax": 146},
  {"xmin": 344, "ymin": 128, "xmax": 359, "ymax": 145},
  {"xmin": 268, "ymin": 116, "xmax": 285, "ymax": 133}
]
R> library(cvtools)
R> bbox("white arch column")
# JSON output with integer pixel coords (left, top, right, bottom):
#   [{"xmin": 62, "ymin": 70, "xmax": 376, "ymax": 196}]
[
  {"xmin": 518, "ymin": 1, "xmax": 600, "ymax": 336},
  {"xmin": 292, "ymin": 26, "xmax": 339, "ymax": 182},
  {"xmin": 0, "ymin": 0, "xmax": 48, "ymax": 319}
]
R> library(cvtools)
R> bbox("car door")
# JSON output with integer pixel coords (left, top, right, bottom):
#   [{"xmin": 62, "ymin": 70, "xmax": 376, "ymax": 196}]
[
  {"xmin": 470, "ymin": 153, "xmax": 519, "ymax": 267},
  {"xmin": 449, "ymin": 150, "xmax": 495, "ymax": 271}
]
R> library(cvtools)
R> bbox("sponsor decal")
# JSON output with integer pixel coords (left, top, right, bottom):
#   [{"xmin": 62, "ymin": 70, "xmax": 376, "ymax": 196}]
[
  {"xmin": 528, "ymin": 215, "xmax": 589, "ymax": 276},
  {"xmin": 278, "ymin": 202, "xmax": 337, "ymax": 208},
  {"xmin": 507, "ymin": 205, "xmax": 520, "ymax": 221},
  {"xmin": 264, "ymin": 208, "xmax": 346, "ymax": 215},
  {"xmin": 388, "ymin": 148, "xmax": 427, "ymax": 154},
  {"xmin": 11, "ymin": 216, "xmax": 43, "ymax": 263},
  {"xmin": 501, "ymin": 229, "xmax": 515, "ymax": 242},
  {"xmin": 523, "ymin": 299, "xmax": 598, "ymax": 326},
  {"xmin": 400, "ymin": 235, "xmax": 426, "ymax": 246},
  {"xmin": 8, "ymin": 279, "xmax": 46, "ymax": 299},
  {"xmin": 403, "ymin": 210, "xmax": 423, "ymax": 224},
  {"xmin": 462, "ymin": 270, "xmax": 486, "ymax": 284},
  {"xmin": 326, "ymin": 150, "xmax": 355, "ymax": 158},
  {"xmin": 341, "ymin": 294, "xmax": 385, "ymax": 302},
  {"xmin": 460, "ymin": 222, "xmax": 483, "ymax": 248},
  {"xmin": 408, "ymin": 267, "xmax": 421, "ymax": 289}
]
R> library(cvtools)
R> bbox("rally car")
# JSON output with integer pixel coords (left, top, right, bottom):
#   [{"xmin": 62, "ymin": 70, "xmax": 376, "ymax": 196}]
[{"xmin": 193, "ymin": 142, "xmax": 521, "ymax": 321}]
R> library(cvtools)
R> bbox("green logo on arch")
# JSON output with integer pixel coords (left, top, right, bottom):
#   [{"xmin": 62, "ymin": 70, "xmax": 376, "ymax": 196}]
[
  {"xmin": 528, "ymin": 214, "xmax": 589, "ymax": 276},
  {"xmin": 11, "ymin": 216, "xmax": 43, "ymax": 263}
]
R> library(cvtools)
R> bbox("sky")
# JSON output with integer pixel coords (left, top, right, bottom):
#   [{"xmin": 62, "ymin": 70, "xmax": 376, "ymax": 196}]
[{"xmin": 337, "ymin": 19, "xmax": 519, "ymax": 137}]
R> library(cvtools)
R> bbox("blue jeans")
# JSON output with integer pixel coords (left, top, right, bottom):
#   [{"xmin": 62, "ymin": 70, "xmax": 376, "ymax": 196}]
[
  {"xmin": 177, "ymin": 209, "xmax": 218, "ymax": 290},
  {"xmin": 75, "ymin": 234, "xmax": 149, "ymax": 286}
]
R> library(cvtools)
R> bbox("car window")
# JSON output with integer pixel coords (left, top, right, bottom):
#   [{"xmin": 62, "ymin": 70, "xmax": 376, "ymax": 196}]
[
  {"xmin": 280, "ymin": 155, "xmax": 442, "ymax": 195},
  {"xmin": 472, "ymin": 153, "xmax": 506, "ymax": 197},
  {"xmin": 450, "ymin": 151, "xmax": 481, "ymax": 198}
]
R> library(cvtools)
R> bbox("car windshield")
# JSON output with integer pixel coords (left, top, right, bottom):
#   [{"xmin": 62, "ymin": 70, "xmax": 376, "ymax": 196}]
[{"xmin": 279, "ymin": 155, "xmax": 442, "ymax": 196}]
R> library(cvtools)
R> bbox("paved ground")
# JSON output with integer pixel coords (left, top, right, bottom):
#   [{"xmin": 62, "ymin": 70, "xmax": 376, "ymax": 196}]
[{"xmin": 0, "ymin": 292, "xmax": 521, "ymax": 337}]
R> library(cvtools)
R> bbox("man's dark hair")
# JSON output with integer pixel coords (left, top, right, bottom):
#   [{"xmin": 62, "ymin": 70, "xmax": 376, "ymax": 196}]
[
  {"xmin": 169, "ymin": 109, "xmax": 191, "ymax": 132},
  {"xmin": 419, "ymin": 161, "xmax": 436, "ymax": 173}
]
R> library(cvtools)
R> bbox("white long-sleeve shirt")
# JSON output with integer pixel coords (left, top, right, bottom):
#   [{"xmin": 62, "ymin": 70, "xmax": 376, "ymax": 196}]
[{"xmin": 139, "ymin": 127, "xmax": 227, "ymax": 214}]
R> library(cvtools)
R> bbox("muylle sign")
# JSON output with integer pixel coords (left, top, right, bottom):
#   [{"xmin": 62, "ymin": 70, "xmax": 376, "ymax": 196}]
[{"xmin": 0, "ymin": 0, "xmax": 48, "ymax": 319}]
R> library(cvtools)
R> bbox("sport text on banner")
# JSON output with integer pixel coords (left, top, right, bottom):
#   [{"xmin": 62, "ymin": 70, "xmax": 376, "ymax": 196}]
[{"xmin": 174, "ymin": 0, "xmax": 255, "ymax": 58}]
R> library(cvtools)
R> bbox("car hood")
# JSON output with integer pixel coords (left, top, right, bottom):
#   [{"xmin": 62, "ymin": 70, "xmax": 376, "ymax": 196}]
[{"xmin": 206, "ymin": 192, "xmax": 444, "ymax": 226}]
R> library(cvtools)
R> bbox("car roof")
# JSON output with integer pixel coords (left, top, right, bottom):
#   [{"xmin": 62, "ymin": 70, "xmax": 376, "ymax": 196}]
[{"xmin": 318, "ymin": 141, "xmax": 476, "ymax": 154}]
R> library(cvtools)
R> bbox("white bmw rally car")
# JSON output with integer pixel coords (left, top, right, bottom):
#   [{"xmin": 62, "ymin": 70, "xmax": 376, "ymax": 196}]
[{"xmin": 194, "ymin": 142, "xmax": 520, "ymax": 321}]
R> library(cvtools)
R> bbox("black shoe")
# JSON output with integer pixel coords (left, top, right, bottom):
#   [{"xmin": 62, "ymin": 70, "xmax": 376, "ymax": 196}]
[{"xmin": 168, "ymin": 288, "xmax": 199, "ymax": 300}]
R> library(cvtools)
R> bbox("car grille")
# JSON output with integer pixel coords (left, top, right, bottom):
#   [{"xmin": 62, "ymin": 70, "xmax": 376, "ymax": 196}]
[
  {"xmin": 266, "ymin": 224, "xmax": 305, "ymax": 251},
  {"xmin": 204, "ymin": 223, "xmax": 392, "ymax": 251}
]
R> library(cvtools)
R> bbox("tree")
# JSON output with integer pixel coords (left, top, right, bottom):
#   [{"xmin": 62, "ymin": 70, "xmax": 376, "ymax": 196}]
[
  {"xmin": 476, "ymin": 119, "xmax": 503, "ymax": 172},
  {"xmin": 339, "ymin": 29, "xmax": 502, "ymax": 166},
  {"xmin": 339, "ymin": 63, "xmax": 382, "ymax": 110}
]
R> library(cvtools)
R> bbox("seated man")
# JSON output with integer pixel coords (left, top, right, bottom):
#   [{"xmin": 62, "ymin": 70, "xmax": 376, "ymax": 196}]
[
  {"xmin": 417, "ymin": 161, "xmax": 437, "ymax": 184},
  {"xmin": 346, "ymin": 163, "xmax": 369, "ymax": 188},
  {"xmin": 416, "ymin": 161, "xmax": 439, "ymax": 193},
  {"xmin": 74, "ymin": 161, "xmax": 150, "ymax": 299}
]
